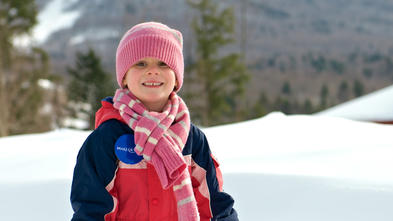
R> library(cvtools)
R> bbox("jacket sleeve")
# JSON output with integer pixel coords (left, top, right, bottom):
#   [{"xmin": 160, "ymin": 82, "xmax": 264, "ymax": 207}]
[
  {"xmin": 189, "ymin": 125, "xmax": 239, "ymax": 221},
  {"xmin": 70, "ymin": 121, "xmax": 120, "ymax": 221}
]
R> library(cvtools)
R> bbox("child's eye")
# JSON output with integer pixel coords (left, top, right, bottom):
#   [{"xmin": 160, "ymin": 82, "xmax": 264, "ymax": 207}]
[
  {"xmin": 135, "ymin": 61, "xmax": 147, "ymax": 67},
  {"xmin": 159, "ymin": 61, "xmax": 168, "ymax": 67}
]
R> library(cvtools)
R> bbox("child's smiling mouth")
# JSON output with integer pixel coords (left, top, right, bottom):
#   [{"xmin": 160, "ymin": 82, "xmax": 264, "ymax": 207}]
[{"xmin": 142, "ymin": 82, "xmax": 164, "ymax": 87}]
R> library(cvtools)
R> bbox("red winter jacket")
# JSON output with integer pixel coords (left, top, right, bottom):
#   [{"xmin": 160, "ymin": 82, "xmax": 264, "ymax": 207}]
[{"xmin": 70, "ymin": 97, "xmax": 238, "ymax": 221}]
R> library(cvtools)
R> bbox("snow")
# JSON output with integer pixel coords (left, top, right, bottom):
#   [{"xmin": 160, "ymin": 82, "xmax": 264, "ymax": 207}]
[
  {"xmin": 1, "ymin": 113, "xmax": 393, "ymax": 220},
  {"xmin": 207, "ymin": 112, "xmax": 393, "ymax": 183},
  {"xmin": 14, "ymin": 0, "xmax": 118, "ymax": 47},
  {"xmin": 33, "ymin": 0, "xmax": 80, "ymax": 43},
  {"xmin": 38, "ymin": 79, "xmax": 55, "ymax": 90},
  {"xmin": 316, "ymin": 84, "xmax": 393, "ymax": 122},
  {"xmin": 62, "ymin": 117, "xmax": 89, "ymax": 130},
  {"xmin": 69, "ymin": 29, "xmax": 120, "ymax": 45},
  {"xmin": 13, "ymin": 0, "xmax": 81, "ymax": 46}
]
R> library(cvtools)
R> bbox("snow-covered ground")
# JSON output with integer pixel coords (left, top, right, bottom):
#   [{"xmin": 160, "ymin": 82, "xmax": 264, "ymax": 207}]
[
  {"xmin": 1, "ymin": 112, "xmax": 393, "ymax": 220},
  {"xmin": 316, "ymin": 84, "xmax": 393, "ymax": 122}
]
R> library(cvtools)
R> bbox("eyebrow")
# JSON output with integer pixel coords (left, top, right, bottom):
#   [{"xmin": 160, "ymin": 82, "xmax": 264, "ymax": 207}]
[{"xmin": 134, "ymin": 59, "xmax": 166, "ymax": 65}]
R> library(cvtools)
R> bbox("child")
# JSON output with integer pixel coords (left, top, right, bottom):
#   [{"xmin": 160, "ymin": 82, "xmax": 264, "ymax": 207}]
[{"xmin": 70, "ymin": 22, "xmax": 238, "ymax": 221}]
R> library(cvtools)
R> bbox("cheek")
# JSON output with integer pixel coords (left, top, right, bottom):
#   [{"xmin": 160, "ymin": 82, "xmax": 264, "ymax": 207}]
[
  {"xmin": 169, "ymin": 71, "xmax": 177, "ymax": 85},
  {"xmin": 124, "ymin": 72, "xmax": 138, "ymax": 86}
]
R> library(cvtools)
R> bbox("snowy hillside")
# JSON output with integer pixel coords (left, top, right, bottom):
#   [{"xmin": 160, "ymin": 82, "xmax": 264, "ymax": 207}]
[
  {"xmin": 34, "ymin": 0, "xmax": 80, "ymax": 43},
  {"xmin": 1, "ymin": 113, "xmax": 393, "ymax": 220},
  {"xmin": 316, "ymin": 84, "xmax": 393, "ymax": 122}
]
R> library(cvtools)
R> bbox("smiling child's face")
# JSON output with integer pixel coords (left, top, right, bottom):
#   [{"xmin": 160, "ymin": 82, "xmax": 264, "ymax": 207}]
[{"xmin": 122, "ymin": 57, "xmax": 177, "ymax": 112}]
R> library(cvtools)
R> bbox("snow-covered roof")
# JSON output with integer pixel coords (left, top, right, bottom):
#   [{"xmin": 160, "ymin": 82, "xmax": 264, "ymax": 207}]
[{"xmin": 315, "ymin": 84, "xmax": 393, "ymax": 122}]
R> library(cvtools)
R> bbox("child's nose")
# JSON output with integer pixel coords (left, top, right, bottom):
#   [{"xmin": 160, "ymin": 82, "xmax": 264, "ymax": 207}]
[
  {"xmin": 147, "ymin": 66, "xmax": 160, "ymax": 75},
  {"xmin": 147, "ymin": 71, "xmax": 159, "ymax": 75}
]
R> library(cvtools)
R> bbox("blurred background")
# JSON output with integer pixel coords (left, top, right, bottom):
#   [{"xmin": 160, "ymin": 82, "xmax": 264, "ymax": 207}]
[
  {"xmin": 2, "ymin": 1, "xmax": 393, "ymax": 220},
  {"xmin": 1, "ymin": 0, "xmax": 393, "ymax": 135}
]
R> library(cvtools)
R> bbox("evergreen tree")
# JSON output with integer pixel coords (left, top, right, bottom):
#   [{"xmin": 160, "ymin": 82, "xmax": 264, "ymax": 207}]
[
  {"xmin": 311, "ymin": 55, "xmax": 326, "ymax": 72},
  {"xmin": 281, "ymin": 81, "xmax": 291, "ymax": 95},
  {"xmin": 67, "ymin": 49, "xmax": 115, "ymax": 129},
  {"xmin": 385, "ymin": 57, "xmax": 393, "ymax": 74},
  {"xmin": 303, "ymin": 99, "xmax": 313, "ymax": 114},
  {"xmin": 0, "ymin": 0, "xmax": 37, "ymax": 68},
  {"xmin": 273, "ymin": 96, "xmax": 291, "ymax": 114},
  {"xmin": 319, "ymin": 84, "xmax": 329, "ymax": 110},
  {"xmin": 329, "ymin": 59, "xmax": 345, "ymax": 75},
  {"xmin": 8, "ymin": 48, "xmax": 53, "ymax": 134},
  {"xmin": 251, "ymin": 91, "xmax": 269, "ymax": 119},
  {"xmin": 337, "ymin": 80, "xmax": 349, "ymax": 102},
  {"xmin": 362, "ymin": 68, "xmax": 373, "ymax": 78},
  {"xmin": 0, "ymin": 0, "xmax": 38, "ymax": 136},
  {"xmin": 353, "ymin": 79, "xmax": 364, "ymax": 97},
  {"xmin": 186, "ymin": 0, "xmax": 249, "ymax": 126}
]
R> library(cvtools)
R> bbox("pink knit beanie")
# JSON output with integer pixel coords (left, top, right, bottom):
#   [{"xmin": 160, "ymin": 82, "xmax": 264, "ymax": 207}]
[{"xmin": 116, "ymin": 22, "xmax": 184, "ymax": 92}]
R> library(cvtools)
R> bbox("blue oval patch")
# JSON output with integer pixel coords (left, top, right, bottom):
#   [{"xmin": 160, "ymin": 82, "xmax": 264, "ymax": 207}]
[{"xmin": 115, "ymin": 134, "xmax": 143, "ymax": 164}]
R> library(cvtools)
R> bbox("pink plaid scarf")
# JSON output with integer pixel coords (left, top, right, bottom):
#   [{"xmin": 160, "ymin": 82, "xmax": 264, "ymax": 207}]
[{"xmin": 113, "ymin": 88, "xmax": 199, "ymax": 221}]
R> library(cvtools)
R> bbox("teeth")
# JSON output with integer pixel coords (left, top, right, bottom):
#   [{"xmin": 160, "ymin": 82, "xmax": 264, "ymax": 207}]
[{"xmin": 144, "ymin": 82, "xmax": 162, "ymax": 86}]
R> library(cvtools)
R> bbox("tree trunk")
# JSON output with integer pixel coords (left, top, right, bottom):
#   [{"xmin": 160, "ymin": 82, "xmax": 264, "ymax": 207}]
[{"xmin": 0, "ymin": 69, "xmax": 9, "ymax": 137}]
